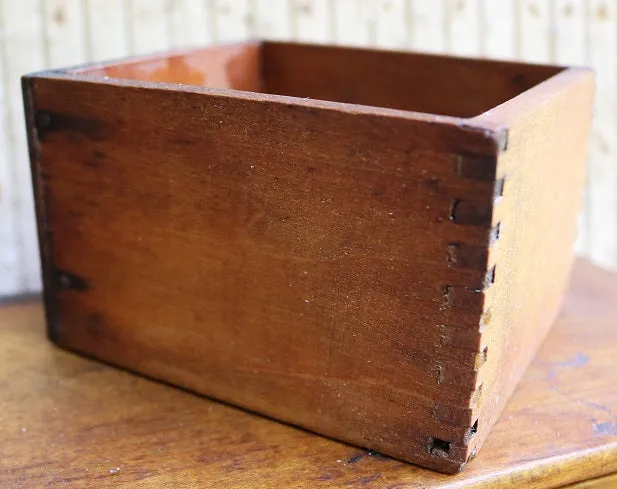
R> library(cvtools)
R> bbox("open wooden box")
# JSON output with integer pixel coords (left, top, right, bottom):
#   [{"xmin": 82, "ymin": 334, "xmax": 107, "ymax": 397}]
[{"xmin": 22, "ymin": 41, "xmax": 593, "ymax": 473}]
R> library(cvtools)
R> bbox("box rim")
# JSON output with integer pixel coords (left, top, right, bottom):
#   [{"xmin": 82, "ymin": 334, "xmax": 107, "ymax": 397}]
[
  {"xmin": 472, "ymin": 66, "xmax": 595, "ymax": 136},
  {"xmin": 22, "ymin": 40, "xmax": 590, "ymax": 148}
]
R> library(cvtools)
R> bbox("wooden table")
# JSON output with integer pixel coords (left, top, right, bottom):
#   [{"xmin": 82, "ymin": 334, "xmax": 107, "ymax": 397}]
[{"xmin": 1, "ymin": 260, "xmax": 616, "ymax": 488}]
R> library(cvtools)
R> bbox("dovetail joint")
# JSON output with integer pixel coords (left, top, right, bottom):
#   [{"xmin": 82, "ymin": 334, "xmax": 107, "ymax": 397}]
[
  {"xmin": 438, "ymin": 151, "xmax": 507, "ymax": 451},
  {"xmin": 428, "ymin": 437, "xmax": 451, "ymax": 458}
]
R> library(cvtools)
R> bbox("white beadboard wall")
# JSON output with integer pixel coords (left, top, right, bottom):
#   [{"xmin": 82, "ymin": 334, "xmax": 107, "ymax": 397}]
[{"xmin": 0, "ymin": 0, "xmax": 615, "ymax": 296}]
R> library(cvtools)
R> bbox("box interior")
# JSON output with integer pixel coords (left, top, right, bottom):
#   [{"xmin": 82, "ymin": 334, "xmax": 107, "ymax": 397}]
[{"xmin": 71, "ymin": 41, "xmax": 563, "ymax": 118}]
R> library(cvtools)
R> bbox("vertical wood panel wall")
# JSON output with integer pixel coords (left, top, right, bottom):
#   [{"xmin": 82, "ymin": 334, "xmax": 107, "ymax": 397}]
[{"xmin": 0, "ymin": 0, "xmax": 615, "ymax": 296}]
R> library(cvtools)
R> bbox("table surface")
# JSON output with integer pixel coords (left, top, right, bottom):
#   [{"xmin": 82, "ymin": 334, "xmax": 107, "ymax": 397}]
[{"xmin": 1, "ymin": 260, "xmax": 616, "ymax": 488}]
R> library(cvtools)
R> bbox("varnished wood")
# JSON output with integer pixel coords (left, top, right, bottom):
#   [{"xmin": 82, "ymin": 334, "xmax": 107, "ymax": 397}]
[
  {"xmin": 262, "ymin": 41, "xmax": 562, "ymax": 118},
  {"xmin": 72, "ymin": 42, "xmax": 263, "ymax": 92},
  {"xmin": 563, "ymin": 473, "xmax": 617, "ymax": 489},
  {"xmin": 468, "ymin": 64, "xmax": 596, "ymax": 466},
  {"xmin": 1, "ymin": 260, "xmax": 616, "ymax": 488},
  {"xmin": 72, "ymin": 41, "xmax": 563, "ymax": 119},
  {"xmin": 21, "ymin": 41, "xmax": 594, "ymax": 472}
]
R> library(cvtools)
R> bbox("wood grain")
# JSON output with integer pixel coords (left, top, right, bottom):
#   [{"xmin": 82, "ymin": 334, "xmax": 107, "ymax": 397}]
[
  {"xmin": 564, "ymin": 473, "xmax": 617, "ymax": 489},
  {"xmin": 262, "ymin": 42, "xmax": 560, "ymax": 118},
  {"xmin": 73, "ymin": 42, "xmax": 263, "ymax": 91},
  {"xmin": 471, "ymin": 64, "xmax": 595, "ymax": 471},
  {"xmin": 1, "ymin": 260, "xmax": 616, "ymax": 488},
  {"xmin": 21, "ymin": 41, "xmax": 592, "ymax": 473},
  {"xmin": 4, "ymin": 0, "xmax": 617, "ymax": 299}
]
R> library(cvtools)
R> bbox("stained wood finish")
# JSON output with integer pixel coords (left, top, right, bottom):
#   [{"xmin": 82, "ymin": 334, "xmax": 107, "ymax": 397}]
[
  {"xmin": 74, "ymin": 41, "xmax": 562, "ymax": 118},
  {"xmin": 468, "ymin": 63, "xmax": 596, "ymax": 467},
  {"xmin": 563, "ymin": 473, "xmax": 617, "ymax": 489},
  {"xmin": 1, "ymin": 260, "xmax": 616, "ymax": 488},
  {"xmin": 73, "ymin": 42, "xmax": 263, "ymax": 92},
  {"xmin": 261, "ymin": 42, "xmax": 562, "ymax": 117},
  {"xmin": 22, "ymin": 41, "xmax": 593, "ymax": 473},
  {"xmin": 5, "ymin": 0, "xmax": 617, "ymax": 301}
]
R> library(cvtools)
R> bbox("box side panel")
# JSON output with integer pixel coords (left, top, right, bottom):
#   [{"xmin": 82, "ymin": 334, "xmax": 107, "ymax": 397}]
[
  {"xmin": 70, "ymin": 41, "xmax": 263, "ymax": 92},
  {"xmin": 469, "ymin": 70, "xmax": 595, "ymax": 456},
  {"xmin": 21, "ymin": 77, "xmax": 56, "ymax": 339},
  {"xmin": 26, "ymin": 75, "xmax": 500, "ymax": 472},
  {"xmin": 262, "ymin": 42, "xmax": 562, "ymax": 118}
]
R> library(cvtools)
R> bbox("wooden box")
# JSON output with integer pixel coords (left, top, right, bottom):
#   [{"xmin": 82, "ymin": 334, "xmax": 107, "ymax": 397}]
[{"xmin": 22, "ymin": 41, "xmax": 594, "ymax": 473}]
